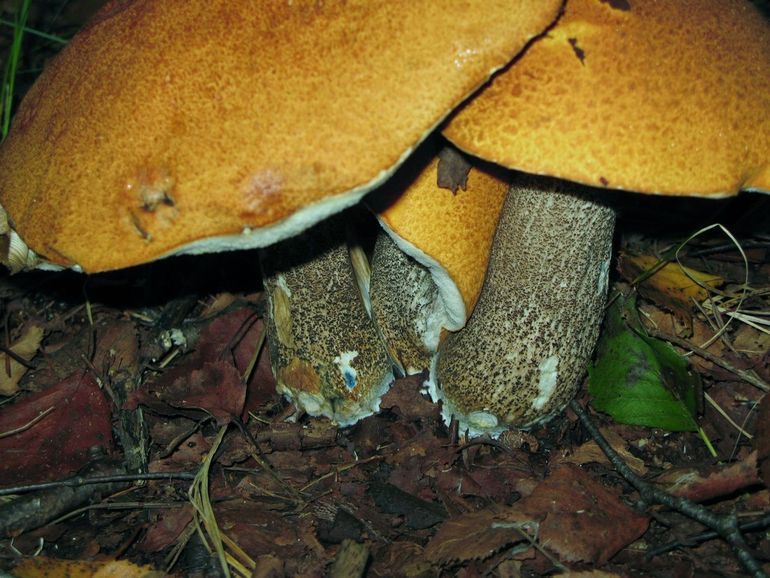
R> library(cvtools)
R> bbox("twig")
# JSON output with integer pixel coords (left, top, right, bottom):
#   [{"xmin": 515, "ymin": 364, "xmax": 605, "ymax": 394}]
[
  {"xmin": 232, "ymin": 417, "xmax": 304, "ymax": 505},
  {"xmin": 646, "ymin": 513, "xmax": 770, "ymax": 558},
  {"xmin": 646, "ymin": 328, "xmax": 770, "ymax": 392},
  {"xmin": 300, "ymin": 455, "xmax": 383, "ymax": 493},
  {"xmin": 0, "ymin": 470, "xmax": 196, "ymax": 497},
  {"xmin": 570, "ymin": 399, "xmax": 766, "ymax": 578},
  {"xmin": 0, "ymin": 406, "xmax": 54, "ymax": 439}
]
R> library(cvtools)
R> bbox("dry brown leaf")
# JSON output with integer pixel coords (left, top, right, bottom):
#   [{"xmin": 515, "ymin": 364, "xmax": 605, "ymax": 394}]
[
  {"xmin": 656, "ymin": 451, "xmax": 762, "ymax": 501},
  {"xmin": 0, "ymin": 324, "xmax": 44, "ymax": 395},
  {"xmin": 638, "ymin": 302, "xmax": 727, "ymax": 375},
  {"xmin": 562, "ymin": 427, "xmax": 647, "ymax": 476},
  {"xmin": 0, "ymin": 371, "xmax": 113, "ymax": 484},
  {"xmin": 424, "ymin": 509, "xmax": 538, "ymax": 564},
  {"xmin": 520, "ymin": 464, "xmax": 649, "ymax": 565},
  {"xmin": 437, "ymin": 146, "xmax": 472, "ymax": 193},
  {"xmin": 621, "ymin": 254, "xmax": 723, "ymax": 302},
  {"xmin": 92, "ymin": 319, "xmax": 139, "ymax": 377},
  {"xmin": 139, "ymin": 505, "xmax": 195, "ymax": 553},
  {"xmin": 733, "ymin": 324, "xmax": 770, "ymax": 356},
  {"xmin": 370, "ymin": 542, "xmax": 428, "ymax": 578},
  {"xmin": 618, "ymin": 253, "xmax": 723, "ymax": 325}
]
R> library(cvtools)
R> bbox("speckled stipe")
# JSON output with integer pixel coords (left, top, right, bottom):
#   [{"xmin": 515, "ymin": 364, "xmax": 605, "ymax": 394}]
[{"xmin": 433, "ymin": 175, "xmax": 616, "ymax": 434}]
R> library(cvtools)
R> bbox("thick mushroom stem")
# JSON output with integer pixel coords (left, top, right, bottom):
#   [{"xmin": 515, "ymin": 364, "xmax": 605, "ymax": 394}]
[
  {"xmin": 261, "ymin": 215, "xmax": 394, "ymax": 426},
  {"xmin": 369, "ymin": 231, "xmax": 442, "ymax": 376},
  {"xmin": 431, "ymin": 175, "xmax": 615, "ymax": 435}
]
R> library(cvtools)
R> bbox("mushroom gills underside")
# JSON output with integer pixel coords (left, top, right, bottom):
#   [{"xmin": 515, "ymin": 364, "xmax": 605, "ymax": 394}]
[
  {"xmin": 369, "ymin": 231, "xmax": 447, "ymax": 376},
  {"xmin": 0, "ymin": 204, "xmax": 42, "ymax": 273},
  {"xmin": 260, "ymin": 214, "xmax": 394, "ymax": 426},
  {"xmin": 431, "ymin": 175, "xmax": 616, "ymax": 436}
]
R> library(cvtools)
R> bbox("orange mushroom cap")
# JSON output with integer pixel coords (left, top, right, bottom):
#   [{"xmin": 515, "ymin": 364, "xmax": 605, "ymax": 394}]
[
  {"xmin": 0, "ymin": 0, "xmax": 562, "ymax": 273},
  {"xmin": 443, "ymin": 0, "xmax": 770, "ymax": 196}
]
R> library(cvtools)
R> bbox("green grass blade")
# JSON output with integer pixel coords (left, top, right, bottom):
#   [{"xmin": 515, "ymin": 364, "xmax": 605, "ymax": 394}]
[{"xmin": 2, "ymin": 0, "xmax": 32, "ymax": 141}]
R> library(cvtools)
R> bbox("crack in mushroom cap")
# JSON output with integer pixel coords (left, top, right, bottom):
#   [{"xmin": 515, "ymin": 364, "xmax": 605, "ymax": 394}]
[{"xmin": 443, "ymin": 0, "xmax": 770, "ymax": 198}]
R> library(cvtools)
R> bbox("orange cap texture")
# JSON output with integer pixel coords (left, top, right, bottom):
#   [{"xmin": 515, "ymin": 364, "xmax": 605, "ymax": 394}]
[
  {"xmin": 443, "ymin": 0, "xmax": 770, "ymax": 196},
  {"xmin": 375, "ymin": 155, "xmax": 509, "ymax": 319},
  {"xmin": 0, "ymin": 0, "xmax": 561, "ymax": 272}
]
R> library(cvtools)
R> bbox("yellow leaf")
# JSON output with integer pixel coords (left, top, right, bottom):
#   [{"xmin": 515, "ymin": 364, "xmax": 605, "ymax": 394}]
[
  {"xmin": 13, "ymin": 557, "xmax": 165, "ymax": 578},
  {"xmin": 0, "ymin": 324, "xmax": 44, "ymax": 395},
  {"xmin": 626, "ymin": 254, "xmax": 723, "ymax": 304}
]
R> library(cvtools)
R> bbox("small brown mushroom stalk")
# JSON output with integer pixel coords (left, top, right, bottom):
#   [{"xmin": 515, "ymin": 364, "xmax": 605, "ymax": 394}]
[
  {"xmin": 430, "ymin": 175, "xmax": 615, "ymax": 436},
  {"xmin": 261, "ymin": 213, "xmax": 393, "ymax": 426}
]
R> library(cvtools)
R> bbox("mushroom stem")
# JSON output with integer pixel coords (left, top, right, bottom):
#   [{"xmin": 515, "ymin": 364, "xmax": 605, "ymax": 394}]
[
  {"xmin": 260, "ymin": 213, "xmax": 393, "ymax": 426},
  {"xmin": 369, "ymin": 230, "xmax": 442, "ymax": 376},
  {"xmin": 432, "ymin": 175, "xmax": 616, "ymax": 435}
]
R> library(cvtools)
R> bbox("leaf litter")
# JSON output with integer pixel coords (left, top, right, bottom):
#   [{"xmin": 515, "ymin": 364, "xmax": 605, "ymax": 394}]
[{"xmin": 0, "ymin": 212, "xmax": 767, "ymax": 578}]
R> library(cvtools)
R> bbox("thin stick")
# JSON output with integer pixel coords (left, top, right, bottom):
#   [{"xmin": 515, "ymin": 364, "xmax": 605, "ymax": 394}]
[
  {"xmin": 0, "ymin": 406, "xmax": 54, "ymax": 439},
  {"xmin": 570, "ymin": 399, "xmax": 766, "ymax": 578},
  {"xmin": 646, "ymin": 328, "xmax": 770, "ymax": 393}
]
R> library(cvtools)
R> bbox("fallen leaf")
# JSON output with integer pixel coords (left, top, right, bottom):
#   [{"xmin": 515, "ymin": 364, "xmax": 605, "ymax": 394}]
[
  {"xmin": 618, "ymin": 253, "xmax": 723, "ymax": 320},
  {"xmin": 589, "ymin": 296, "xmax": 701, "ymax": 431},
  {"xmin": 733, "ymin": 324, "xmax": 770, "ymax": 356},
  {"xmin": 369, "ymin": 481, "xmax": 447, "ymax": 529},
  {"xmin": 638, "ymin": 302, "xmax": 727, "ymax": 377},
  {"xmin": 437, "ymin": 146, "xmax": 472, "ymax": 193},
  {"xmin": 655, "ymin": 451, "xmax": 761, "ymax": 501},
  {"xmin": 562, "ymin": 427, "xmax": 647, "ymax": 476},
  {"xmin": 149, "ymin": 430, "xmax": 210, "ymax": 472},
  {"xmin": 12, "ymin": 557, "xmax": 163, "ymax": 578},
  {"xmin": 139, "ymin": 505, "xmax": 195, "ymax": 553},
  {"xmin": 214, "ymin": 498, "xmax": 315, "ymax": 563},
  {"xmin": 126, "ymin": 359, "xmax": 245, "ymax": 425},
  {"xmin": 125, "ymin": 305, "xmax": 256, "ymax": 424},
  {"xmin": 424, "ymin": 509, "xmax": 536, "ymax": 564},
  {"xmin": 370, "ymin": 542, "xmax": 428, "ymax": 578},
  {"xmin": 520, "ymin": 464, "xmax": 649, "ymax": 565},
  {"xmin": 0, "ymin": 324, "xmax": 44, "ymax": 395},
  {"xmin": 92, "ymin": 319, "xmax": 139, "ymax": 379},
  {"xmin": 0, "ymin": 371, "xmax": 113, "ymax": 485}
]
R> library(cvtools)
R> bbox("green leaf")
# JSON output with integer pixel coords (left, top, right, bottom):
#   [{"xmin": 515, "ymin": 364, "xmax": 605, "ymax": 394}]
[{"xmin": 588, "ymin": 295, "xmax": 700, "ymax": 432}]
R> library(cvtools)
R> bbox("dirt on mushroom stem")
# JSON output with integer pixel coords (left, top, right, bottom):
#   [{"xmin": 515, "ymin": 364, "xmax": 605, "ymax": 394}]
[
  {"xmin": 431, "ymin": 174, "xmax": 616, "ymax": 436},
  {"xmin": 260, "ymin": 211, "xmax": 394, "ymax": 426}
]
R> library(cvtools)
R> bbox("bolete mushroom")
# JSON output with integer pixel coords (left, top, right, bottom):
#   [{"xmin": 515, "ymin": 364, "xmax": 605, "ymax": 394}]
[
  {"xmin": 423, "ymin": 0, "xmax": 769, "ymax": 434},
  {"xmin": 367, "ymin": 146, "xmax": 509, "ymax": 376},
  {"xmin": 0, "ymin": 1, "xmax": 563, "ymax": 424}
]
